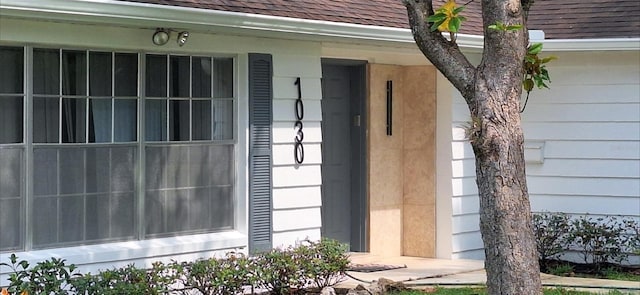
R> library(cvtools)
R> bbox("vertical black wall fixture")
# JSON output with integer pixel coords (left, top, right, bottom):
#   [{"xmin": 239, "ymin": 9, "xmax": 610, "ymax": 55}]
[
  {"xmin": 294, "ymin": 77, "xmax": 305, "ymax": 164},
  {"xmin": 386, "ymin": 80, "xmax": 393, "ymax": 136}
]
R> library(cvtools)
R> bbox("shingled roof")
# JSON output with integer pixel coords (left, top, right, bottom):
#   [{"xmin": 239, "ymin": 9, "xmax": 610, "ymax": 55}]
[{"xmin": 121, "ymin": 0, "xmax": 640, "ymax": 39}]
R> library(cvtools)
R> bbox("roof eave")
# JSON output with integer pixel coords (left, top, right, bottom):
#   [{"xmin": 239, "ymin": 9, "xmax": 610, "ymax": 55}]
[
  {"xmin": 541, "ymin": 38, "xmax": 640, "ymax": 51},
  {"xmin": 1, "ymin": 0, "xmax": 638, "ymax": 51},
  {"xmin": 0, "ymin": 0, "xmax": 422, "ymax": 43}
]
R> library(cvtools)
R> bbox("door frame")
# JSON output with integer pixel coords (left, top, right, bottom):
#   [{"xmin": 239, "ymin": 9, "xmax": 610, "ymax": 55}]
[{"xmin": 320, "ymin": 58, "xmax": 368, "ymax": 252}]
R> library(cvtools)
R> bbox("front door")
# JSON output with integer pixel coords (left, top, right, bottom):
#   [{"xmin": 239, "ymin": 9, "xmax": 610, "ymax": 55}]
[{"xmin": 320, "ymin": 61, "xmax": 366, "ymax": 251}]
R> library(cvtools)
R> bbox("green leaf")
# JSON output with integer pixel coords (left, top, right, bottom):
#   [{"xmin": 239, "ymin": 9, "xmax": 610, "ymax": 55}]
[
  {"xmin": 427, "ymin": 13, "xmax": 447, "ymax": 23},
  {"xmin": 534, "ymin": 76, "xmax": 545, "ymax": 88},
  {"xmin": 449, "ymin": 17, "xmax": 461, "ymax": 33},
  {"xmin": 541, "ymin": 69, "xmax": 550, "ymax": 81},
  {"xmin": 541, "ymin": 56, "xmax": 557, "ymax": 64},
  {"xmin": 488, "ymin": 24, "xmax": 500, "ymax": 30},
  {"xmin": 523, "ymin": 79, "xmax": 534, "ymax": 92},
  {"xmin": 525, "ymin": 55, "xmax": 536, "ymax": 63},
  {"xmin": 453, "ymin": 6, "xmax": 465, "ymax": 14},
  {"xmin": 430, "ymin": 21, "xmax": 441, "ymax": 32},
  {"xmin": 506, "ymin": 24, "xmax": 523, "ymax": 31},
  {"xmin": 528, "ymin": 43, "xmax": 543, "ymax": 55}
]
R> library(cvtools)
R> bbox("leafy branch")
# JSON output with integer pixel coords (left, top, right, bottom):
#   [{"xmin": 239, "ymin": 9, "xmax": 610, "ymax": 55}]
[
  {"xmin": 521, "ymin": 42, "xmax": 556, "ymax": 112},
  {"xmin": 426, "ymin": 0, "xmax": 468, "ymax": 43},
  {"xmin": 425, "ymin": 0, "xmax": 555, "ymax": 112}
]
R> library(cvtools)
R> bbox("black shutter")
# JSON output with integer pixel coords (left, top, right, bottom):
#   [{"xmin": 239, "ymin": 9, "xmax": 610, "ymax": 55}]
[{"xmin": 248, "ymin": 53, "xmax": 273, "ymax": 253}]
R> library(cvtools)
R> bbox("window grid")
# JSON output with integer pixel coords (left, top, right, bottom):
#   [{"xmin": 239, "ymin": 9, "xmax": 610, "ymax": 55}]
[
  {"xmin": 0, "ymin": 45, "xmax": 237, "ymax": 252},
  {"xmin": 145, "ymin": 54, "xmax": 235, "ymax": 143},
  {"xmin": 0, "ymin": 46, "xmax": 25, "ymax": 251},
  {"xmin": 143, "ymin": 53, "xmax": 236, "ymax": 239}
]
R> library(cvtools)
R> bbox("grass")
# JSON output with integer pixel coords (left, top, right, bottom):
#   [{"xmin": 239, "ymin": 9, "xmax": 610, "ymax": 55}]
[
  {"xmin": 545, "ymin": 264, "xmax": 640, "ymax": 282},
  {"xmin": 602, "ymin": 267, "xmax": 640, "ymax": 282},
  {"xmin": 548, "ymin": 264, "xmax": 575, "ymax": 276},
  {"xmin": 390, "ymin": 287, "xmax": 637, "ymax": 295}
]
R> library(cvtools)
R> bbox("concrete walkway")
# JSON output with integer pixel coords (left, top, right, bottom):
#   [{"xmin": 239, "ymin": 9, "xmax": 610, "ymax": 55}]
[{"xmin": 337, "ymin": 253, "xmax": 640, "ymax": 294}]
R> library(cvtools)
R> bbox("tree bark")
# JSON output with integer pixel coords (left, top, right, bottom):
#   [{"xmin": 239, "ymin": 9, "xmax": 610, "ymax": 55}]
[{"xmin": 403, "ymin": 0, "xmax": 542, "ymax": 294}]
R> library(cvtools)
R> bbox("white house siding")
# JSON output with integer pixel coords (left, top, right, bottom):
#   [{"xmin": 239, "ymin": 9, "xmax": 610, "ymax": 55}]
[
  {"xmin": 449, "ymin": 50, "xmax": 640, "ymax": 260},
  {"xmin": 271, "ymin": 50, "xmax": 324, "ymax": 247},
  {"xmin": 446, "ymin": 51, "xmax": 483, "ymax": 260},
  {"xmin": 450, "ymin": 91, "xmax": 484, "ymax": 259},
  {"xmin": 0, "ymin": 15, "xmax": 326, "ymax": 281},
  {"xmin": 523, "ymin": 51, "xmax": 640, "ymax": 217}
]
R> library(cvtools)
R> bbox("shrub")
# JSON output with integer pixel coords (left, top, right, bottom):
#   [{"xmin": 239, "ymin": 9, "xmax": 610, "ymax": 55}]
[
  {"xmin": 532, "ymin": 212, "xmax": 571, "ymax": 267},
  {"xmin": 70, "ymin": 262, "xmax": 175, "ymax": 295},
  {"xmin": 1, "ymin": 238, "xmax": 350, "ymax": 294},
  {"xmin": 568, "ymin": 215, "xmax": 631, "ymax": 270},
  {"xmin": 248, "ymin": 239, "xmax": 350, "ymax": 293},
  {"xmin": 173, "ymin": 252, "xmax": 250, "ymax": 295},
  {"xmin": 0, "ymin": 254, "xmax": 77, "ymax": 295},
  {"xmin": 533, "ymin": 212, "xmax": 639, "ymax": 273},
  {"xmin": 250, "ymin": 246, "xmax": 306, "ymax": 294},
  {"xmin": 295, "ymin": 238, "xmax": 349, "ymax": 288},
  {"xmin": 622, "ymin": 218, "xmax": 640, "ymax": 255}
]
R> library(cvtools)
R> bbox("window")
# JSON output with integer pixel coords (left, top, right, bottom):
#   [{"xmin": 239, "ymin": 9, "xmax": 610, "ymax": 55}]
[
  {"xmin": 0, "ymin": 46, "xmax": 237, "ymax": 252},
  {"xmin": 32, "ymin": 49, "xmax": 139, "ymax": 247},
  {"xmin": 143, "ymin": 54, "xmax": 235, "ymax": 237},
  {"xmin": 0, "ymin": 46, "xmax": 24, "ymax": 251},
  {"xmin": 144, "ymin": 55, "xmax": 233, "ymax": 142}
]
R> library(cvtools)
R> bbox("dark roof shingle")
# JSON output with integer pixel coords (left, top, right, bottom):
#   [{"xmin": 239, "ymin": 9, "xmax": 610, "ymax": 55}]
[
  {"xmin": 120, "ymin": 0, "xmax": 640, "ymax": 39},
  {"xmin": 527, "ymin": 0, "xmax": 640, "ymax": 39}
]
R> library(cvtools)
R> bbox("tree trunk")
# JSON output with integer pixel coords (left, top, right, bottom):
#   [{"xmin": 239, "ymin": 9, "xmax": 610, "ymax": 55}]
[
  {"xmin": 470, "ymin": 76, "xmax": 542, "ymax": 294},
  {"xmin": 403, "ymin": 0, "xmax": 542, "ymax": 294},
  {"xmin": 472, "ymin": 1, "xmax": 542, "ymax": 293}
]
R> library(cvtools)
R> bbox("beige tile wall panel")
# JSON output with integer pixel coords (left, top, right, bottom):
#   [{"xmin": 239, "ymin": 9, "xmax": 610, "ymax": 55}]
[{"xmin": 366, "ymin": 64, "xmax": 437, "ymax": 257}]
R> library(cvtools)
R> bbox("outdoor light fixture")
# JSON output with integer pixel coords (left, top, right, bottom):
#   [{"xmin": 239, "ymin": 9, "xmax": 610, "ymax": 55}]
[
  {"xmin": 152, "ymin": 28, "xmax": 170, "ymax": 46},
  {"xmin": 177, "ymin": 31, "xmax": 189, "ymax": 46},
  {"xmin": 151, "ymin": 28, "xmax": 190, "ymax": 46}
]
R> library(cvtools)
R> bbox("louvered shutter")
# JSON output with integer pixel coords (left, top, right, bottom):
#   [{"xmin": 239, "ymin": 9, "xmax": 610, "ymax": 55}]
[{"xmin": 248, "ymin": 53, "xmax": 273, "ymax": 253}]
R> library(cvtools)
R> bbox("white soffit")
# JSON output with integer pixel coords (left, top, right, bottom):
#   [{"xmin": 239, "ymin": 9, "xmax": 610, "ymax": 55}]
[{"xmin": 1, "ymin": 0, "xmax": 639, "ymax": 51}]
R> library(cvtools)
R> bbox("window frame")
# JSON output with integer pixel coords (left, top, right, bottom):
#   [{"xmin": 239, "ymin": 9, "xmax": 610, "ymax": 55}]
[
  {"xmin": 142, "ymin": 52, "xmax": 238, "ymax": 239},
  {"xmin": 0, "ymin": 45, "xmax": 240, "ymax": 252}
]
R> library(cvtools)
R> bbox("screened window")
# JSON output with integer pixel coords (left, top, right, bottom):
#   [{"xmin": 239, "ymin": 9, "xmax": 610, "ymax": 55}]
[
  {"xmin": 145, "ymin": 55, "xmax": 234, "ymax": 142},
  {"xmin": 144, "ymin": 54, "xmax": 235, "ymax": 237},
  {"xmin": 31, "ymin": 49, "xmax": 139, "ymax": 248},
  {"xmin": 0, "ymin": 46, "xmax": 25, "ymax": 251},
  {"xmin": 0, "ymin": 46, "xmax": 236, "ymax": 252}
]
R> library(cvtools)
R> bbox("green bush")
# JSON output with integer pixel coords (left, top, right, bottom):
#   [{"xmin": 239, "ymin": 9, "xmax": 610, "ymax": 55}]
[
  {"xmin": 173, "ymin": 252, "xmax": 250, "ymax": 295},
  {"xmin": 69, "ymin": 262, "xmax": 175, "ymax": 295},
  {"xmin": 295, "ymin": 239, "xmax": 349, "ymax": 288},
  {"xmin": 0, "ymin": 254, "xmax": 77, "ymax": 295},
  {"xmin": 532, "ymin": 212, "xmax": 639, "ymax": 272},
  {"xmin": 532, "ymin": 212, "xmax": 571, "ymax": 267},
  {"xmin": 250, "ymin": 246, "xmax": 306, "ymax": 294},
  {"xmin": 568, "ymin": 215, "xmax": 631, "ymax": 270},
  {"xmin": 1, "ymin": 238, "xmax": 349, "ymax": 295},
  {"xmin": 248, "ymin": 238, "xmax": 350, "ymax": 294},
  {"xmin": 622, "ymin": 218, "xmax": 640, "ymax": 255}
]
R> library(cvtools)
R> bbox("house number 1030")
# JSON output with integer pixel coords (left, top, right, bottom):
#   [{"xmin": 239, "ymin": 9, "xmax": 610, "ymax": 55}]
[{"xmin": 294, "ymin": 77, "xmax": 304, "ymax": 164}]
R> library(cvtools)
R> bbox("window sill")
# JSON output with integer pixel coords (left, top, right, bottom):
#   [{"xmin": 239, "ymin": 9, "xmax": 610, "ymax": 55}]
[{"xmin": 0, "ymin": 231, "xmax": 247, "ymax": 278}]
